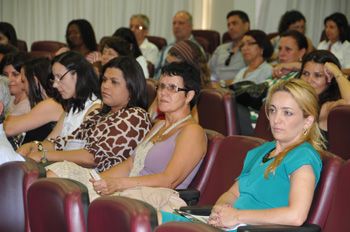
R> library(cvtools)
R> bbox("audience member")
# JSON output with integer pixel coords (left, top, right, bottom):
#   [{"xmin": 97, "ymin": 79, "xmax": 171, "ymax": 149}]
[
  {"xmin": 209, "ymin": 10, "xmax": 250, "ymax": 82},
  {"xmin": 0, "ymin": 76, "xmax": 25, "ymax": 164},
  {"xmin": 0, "ymin": 22, "xmax": 18, "ymax": 47},
  {"xmin": 89, "ymin": 62, "xmax": 207, "ymax": 203},
  {"xmin": 270, "ymin": 10, "xmax": 314, "ymax": 60},
  {"xmin": 318, "ymin": 12, "xmax": 350, "ymax": 74},
  {"xmin": 297, "ymin": 50, "xmax": 350, "ymax": 140},
  {"xmin": 130, "ymin": 14, "xmax": 159, "ymax": 66},
  {"xmin": 4, "ymin": 57, "xmax": 63, "ymax": 144},
  {"xmin": 113, "ymin": 27, "xmax": 149, "ymax": 78},
  {"xmin": 157, "ymin": 10, "xmax": 205, "ymax": 75},
  {"xmin": 18, "ymin": 56, "xmax": 151, "ymax": 174},
  {"xmin": 99, "ymin": 36, "xmax": 132, "ymax": 66},
  {"xmin": 160, "ymin": 78, "xmax": 324, "ymax": 231},
  {"xmin": 231, "ymin": 30, "xmax": 273, "ymax": 85}
]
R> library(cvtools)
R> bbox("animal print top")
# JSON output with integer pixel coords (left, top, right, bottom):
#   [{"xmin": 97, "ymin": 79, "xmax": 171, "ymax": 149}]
[{"xmin": 50, "ymin": 107, "xmax": 152, "ymax": 172}]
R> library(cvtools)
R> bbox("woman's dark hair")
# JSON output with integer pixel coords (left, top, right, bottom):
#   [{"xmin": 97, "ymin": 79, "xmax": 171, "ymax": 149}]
[
  {"xmin": 243, "ymin": 30, "xmax": 273, "ymax": 60},
  {"xmin": 0, "ymin": 51, "xmax": 28, "ymax": 74},
  {"xmin": 161, "ymin": 62, "xmax": 201, "ymax": 109},
  {"xmin": 278, "ymin": 10, "xmax": 306, "ymax": 34},
  {"xmin": 0, "ymin": 22, "xmax": 18, "ymax": 47},
  {"xmin": 324, "ymin": 12, "xmax": 350, "ymax": 42},
  {"xmin": 66, "ymin": 19, "xmax": 97, "ymax": 52},
  {"xmin": 23, "ymin": 57, "xmax": 52, "ymax": 108},
  {"xmin": 100, "ymin": 56, "xmax": 148, "ymax": 114},
  {"xmin": 99, "ymin": 36, "xmax": 132, "ymax": 57},
  {"xmin": 280, "ymin": 30, "xmax": 308, "ymax": 50},
  {"xmin": 51, "ymin": 51, "xmax": 100, "ymax": 112},
  {"xmin": 113, "ymin": 27, "xmax": 142, "ymax": 58},
  {"xmin": 297, "ymin": 50, "xmax": 341, "ymax": 106}
]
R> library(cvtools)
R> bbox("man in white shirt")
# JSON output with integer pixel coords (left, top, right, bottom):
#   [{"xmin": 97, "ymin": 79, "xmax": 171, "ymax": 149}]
[
  {"xmin": 0, "ymin": 76, "xmax": 25, "ymax": 164},
  {"xmin": 130, "ymin": 14, "xmax": 159, "ymax": 66}
]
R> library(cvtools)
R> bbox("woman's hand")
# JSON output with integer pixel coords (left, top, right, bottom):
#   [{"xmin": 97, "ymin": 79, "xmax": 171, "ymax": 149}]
[
  {"xmin": 28, "ymin": 151, "xmax": 42, "ymax": 162},
  {"xmin": 90, "ymin": 177, "xmax": 124, "ymax": 195},
  {"xmin": 324, "ymin": 62, "xmax": 343, "ymax": 82},
  {"xmin": 208, "ymin": 204, "xmax": 240, "ymax": 229},
  {"xmin": 17, "ymin": 142, "xmax": 35, "ymax": 156}
]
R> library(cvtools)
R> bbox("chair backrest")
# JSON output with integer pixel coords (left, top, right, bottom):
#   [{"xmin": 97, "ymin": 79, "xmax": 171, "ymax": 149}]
[
  {"xmin": 253, "ymin": 103, "xmax": 274, "ymax": 141},
  {"xmin": 28, "ymin": 178, "xmax": 89, "ymax": 232},
  {"xmin": 197, "ymin": 88, "xmax": 239, "ymax": 136},
  {"xmin": 27, "ymin": 51, "xmax": 53, "ymax": 60},
  {"xmin": 327, "ymin": 105, "xmax": 350, "ymax": 159},
  {"xmin": 307, "ymin": 152, "xmax": 343, "ymax": 229},
  {"xmin": 31, "ymin": 40, "xmax": 66, "ymax": 55},
  {"xmin": 322, "ymin": 160, "xmax": 350, "ymax": 231},
  {"xmin": 17, "ymin": 39, "xmax": 28, "ymax": 52},
  {"xmin": 146, "ymin": 79, "xmax": 157, "ymax": 108},
  {"xmin": 192, "ymin": 29, "xmax": 221, "ymax": 55},
  {"xmin": 88, "ymin": 196, "xmax": 158, "ymax": 232},
  {"xmin": 197, "ymin": 135, "xmax": 265, "ymax": 205},
  {"xmin": 222, "ymin": 31, "xmax": 231, "ymax": 44},
  {"xmin": 193, "ymin": 36, "xmax": 210, "ymax": 57},
  {"xmin": 0, "ymin": 159, "xmax": 45, "ymax": 232},
  {"xmin": 188, "ymin": 130, "xmax": 225, "ymax": 193},
  {"xmin": 147, "ymin": 36, "xmax": 167, "ymax": 51},
  {"xmin": 155, "ymin": 221, "xmax": 221, "ymax": 232}
]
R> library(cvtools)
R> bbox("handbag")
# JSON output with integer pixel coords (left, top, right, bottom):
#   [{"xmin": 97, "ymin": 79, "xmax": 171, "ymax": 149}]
[
  {"xmin": 115, "ymin": 186, "xmax": 187, "ymax": 212},
  {"xmin": 229, "ymin": 81, "xmax": 268, "ymax": 110}
]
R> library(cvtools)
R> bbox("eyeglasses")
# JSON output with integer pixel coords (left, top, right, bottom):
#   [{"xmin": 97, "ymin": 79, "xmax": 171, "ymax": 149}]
[
  {"xmin": 156, "ymin": 82, "xmax": 189, "ymax": 93},
  {"xmin": 50, "ymin": 69, "xmax": 74, "ymax": 84},
  {"xmin": 239, "ymin": 41, "xmax": 258, "ymax": 49},
  {"xmin": 225, "ymin": 52, "xmax": 234, "ymax": 66},
  {"xmin": 130, "ymin": 25, "xmax": 145, "ymax": 31}
]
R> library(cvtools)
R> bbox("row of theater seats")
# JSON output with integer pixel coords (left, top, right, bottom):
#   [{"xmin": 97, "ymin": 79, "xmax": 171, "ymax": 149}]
[{"xmin": 0, "ymin": 130, "xmax": 349, "ymax": 231}]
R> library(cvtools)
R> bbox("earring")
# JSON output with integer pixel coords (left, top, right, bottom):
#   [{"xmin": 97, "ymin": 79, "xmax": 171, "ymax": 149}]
[{"xmin": 303, "ymin": 128, "xmax": 308, "ymax": 135}]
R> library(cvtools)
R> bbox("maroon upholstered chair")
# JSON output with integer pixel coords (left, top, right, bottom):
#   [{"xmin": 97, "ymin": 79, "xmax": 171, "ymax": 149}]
[
  {"xmin": 27, "ymin": 51, "xmax": 52, "ymax": 59},
  {"xmin": 254, "ymin": 104, "xmax": 274, "ymax": 141},
  {"xmin": 28, "ymin": 178, "xmax": 89, "ymax": 232},
  {"xmin": 221, "ymin": 31, "xmax": 231, "ymax": 44},
  {"xmin": 155, "ymin": 222, "xmax": 221, "ymax": 232},
  {"xmin": 197, "ymin": 88, "xmax": 239, "ymax": 136},
  {"xmin": 0, "ymin": 159, "xmax": 45, "ymax": 232},
  {"xmin": 327, "ymin": 105, "xmax": 350, "ymax": 159},
  {"xmin": 193, "ymin": 36, "xmax": 210, "ymax": 57},
  {"xmin": 322, "ymin": 159, "xmax": 350, "ymax": 231},
  {"xmin": 147, "ymin": 36, "xmax": 167, "ymax": 51},
  {"xmin": 146, "ymin": 79, "xmax": 157, "ymax": 108},
  {"xmin": 17, "ymin": 39, "xmax": 28, "ymax": 52},
  {"xmin": 192, "ymin": 29, "xmax": 221, "ymax": 55},
  {"xmin": 88, "ymin": 196, "xmax": 158, "ymax": 232},
  {"xmin": 31, "ymin": 40, "xmax": 66, "ymax": 56},
  {"xmin": 196, "ymin": 135, "xmax": 265, "ymax": 205}
]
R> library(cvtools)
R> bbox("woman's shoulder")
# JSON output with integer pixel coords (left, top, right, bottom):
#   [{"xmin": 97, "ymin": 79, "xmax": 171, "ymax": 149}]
[{"xmin": 287, "ymin": 142, "xmax": 322, "ymax": 162}]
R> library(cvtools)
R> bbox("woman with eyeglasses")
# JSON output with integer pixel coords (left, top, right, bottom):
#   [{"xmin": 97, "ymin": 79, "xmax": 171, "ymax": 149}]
[
  {"xmin": 4, "ymin": 57, "xmax": 63, "ymax": 145},
  {"xmin": 88, "ymin": 62, "xmax": 206, "ymax": 202},
  {"xmin": 18, "ymin": 56, "xmax": 151, "ymax": 177}
]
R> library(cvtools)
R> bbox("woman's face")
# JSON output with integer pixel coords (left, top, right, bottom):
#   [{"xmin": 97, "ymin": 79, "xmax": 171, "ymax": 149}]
[
  {"xmin": 3, "ymin": 65, "xmax": 26, "ymax": 98},
  {"xmin": 325, "ymin": 20, "xmax": 340, "ymax": 43},
  {"xmin": 240, "ymin": 35, "xmax": 263, "ymax": 63},
  {"xmin": 268, "ymin": 91, "xmax": 311, "ymax": 147},
  {"xmin": 101, "ymin": 46, "xmax": 119, "ymax": 66},
  {"xmin": 157, "ymin": 74, "xmax": 192, "ymax": 113},
  {"xmin": 288, "ymin": 20, "xmax": 306, "ymax": 34},
  {"xmin": 101, "ymin": 67, "xmax": 130, "ymax": 112},
  {"xmin": 67, "ymin": 24, "xmax": 84, "ymax": 47},
  {"xmin": 52, "ymin": 62, "xmax": 77, "ymax": 99},
  {"xmin": 278, "ymin": 36, "xmax": 305, "ymax": 63},
  {"xmin": 300, "ymin": 61, "xmax": 329, "ymax": 95},
  {"xmin": 0, "ymin": 32, "xmax": 9, "ymax": 45}
]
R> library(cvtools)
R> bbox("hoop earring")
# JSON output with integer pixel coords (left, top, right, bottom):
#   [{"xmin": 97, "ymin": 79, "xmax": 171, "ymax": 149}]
[{"xmin": 303, "ymin": 128, "xmax": 308, "ymax": 135}]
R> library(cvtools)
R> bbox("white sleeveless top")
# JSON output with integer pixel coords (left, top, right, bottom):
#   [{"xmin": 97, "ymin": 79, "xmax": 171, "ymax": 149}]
[{"xmin": 60, "ymin": 95, "xmax": 101, "ymax": 137}]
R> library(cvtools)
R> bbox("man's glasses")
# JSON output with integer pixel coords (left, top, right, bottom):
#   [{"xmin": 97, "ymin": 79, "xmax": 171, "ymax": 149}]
[
  {"xmin": 225, "ymin": 52, "xmax": 234, "ymax": 66},
  {"xmin": 130, "ymin": 25, "xmax": 145, "ymax": 31},
  {"xmin": 156, "ymin": 82, "xmax": 189, "ymax": 93},
  {"xmin": 50, "ymin": 69, "xmax": 74, "ymax": 84}
]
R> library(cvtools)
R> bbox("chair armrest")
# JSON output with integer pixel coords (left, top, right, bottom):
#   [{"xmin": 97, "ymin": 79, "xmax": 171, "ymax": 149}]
[
  {"xmin": 176, "ymin": 188, "xmax": 200, "ymax": 206},
  {"xmin": 179, "ymin": 205, "xmax": 213, "ymax": 216},
  {"xmin": 237, "ymin": 224, "xmax": 321, "ymax": 232}
]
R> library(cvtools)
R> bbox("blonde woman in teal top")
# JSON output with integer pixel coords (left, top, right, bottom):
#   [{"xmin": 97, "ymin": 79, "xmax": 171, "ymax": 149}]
[{"xmin": 160, "ymin": 78, "xmax": 325, "ymax": 231}]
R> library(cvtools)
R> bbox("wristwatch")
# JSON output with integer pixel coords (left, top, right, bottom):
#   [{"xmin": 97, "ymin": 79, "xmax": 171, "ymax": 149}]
[
  {"xmin": 33, "ymin": 141, "xmax": 48, "ymax": 164},
  {"xmin": 33, "ymin": 140, "xmax": 43, "ymax": 152}
]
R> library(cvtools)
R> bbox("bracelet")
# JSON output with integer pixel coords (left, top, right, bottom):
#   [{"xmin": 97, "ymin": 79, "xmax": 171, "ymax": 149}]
[
  {"xmin": 40, "ymin": 149, "xmax": 48, "ymax": 164},
  {"xmin": 33, "ymin": 140, "xmax": 43, "ymax": 152}
]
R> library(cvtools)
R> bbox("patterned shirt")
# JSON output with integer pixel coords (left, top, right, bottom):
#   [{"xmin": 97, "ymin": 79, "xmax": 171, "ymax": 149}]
[{"xmin": 51, "ymin": 107, "xmax": 152, "ymax": 172}]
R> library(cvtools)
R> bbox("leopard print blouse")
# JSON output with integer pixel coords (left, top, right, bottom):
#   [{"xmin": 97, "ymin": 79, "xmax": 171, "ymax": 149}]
[{"xmin": 51, "ymin": 107, "xmax": 152, "ymax": 172}]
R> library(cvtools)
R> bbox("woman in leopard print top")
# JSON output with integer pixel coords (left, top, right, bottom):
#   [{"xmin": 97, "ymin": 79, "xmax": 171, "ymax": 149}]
[{"xmin": 19, "ymin": 56, "xmax": 152, "ymax": 174}]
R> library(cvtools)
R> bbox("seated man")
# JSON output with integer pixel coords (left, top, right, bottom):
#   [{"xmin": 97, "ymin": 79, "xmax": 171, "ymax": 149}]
[{"xmin": 0, "ymin": 76, "xmax": 24, "ymax": 164}]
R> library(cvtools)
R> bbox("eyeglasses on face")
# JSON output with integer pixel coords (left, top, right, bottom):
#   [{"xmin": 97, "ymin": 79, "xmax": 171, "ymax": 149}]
[
  {"xmin": 130, "ymin": 25, "xmax": 144, "ymax": 31},
  {"xmin": 50, "ymin": 69, "xmax": 75, "ymax": 84},
  {"xmin": 156, "ymin": 82, "xmax": 189, "ymax": 93}
]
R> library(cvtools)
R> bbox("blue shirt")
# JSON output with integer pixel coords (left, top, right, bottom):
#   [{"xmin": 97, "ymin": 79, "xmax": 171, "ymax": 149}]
[{"xmin": 234, "ymin": 141, "xmax": 322, "ymax": 210}]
